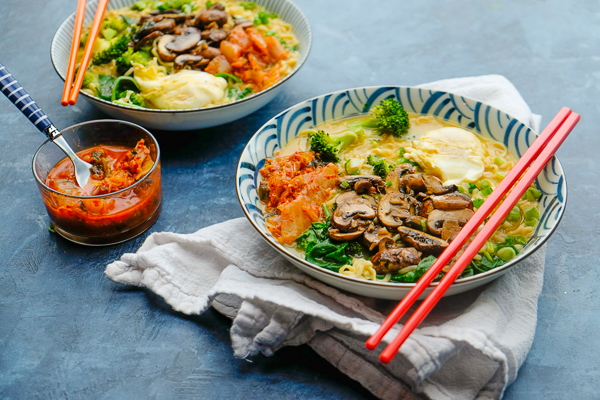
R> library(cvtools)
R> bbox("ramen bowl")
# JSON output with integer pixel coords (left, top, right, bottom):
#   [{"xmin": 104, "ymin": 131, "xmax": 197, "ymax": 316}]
[
  {"xmin": 33, "ymin": 120, "xmax": 162, "ymax": 246},
  {"xmin": 236, "ymin": 86, "xmax": 566, "ymax": 300},
  {"xmin": 50, "ymin": 0, "xmax": 312, "ymax": 131}
]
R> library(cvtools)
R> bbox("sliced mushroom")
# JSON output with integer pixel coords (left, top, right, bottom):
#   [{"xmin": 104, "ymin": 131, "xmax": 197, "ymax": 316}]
[
  {"xmin": 397, "ymin": 226, "xmax": 449, "ymax": 255},
  {"xmin": 166, "ymin": 27, "xmax": 201, "ymax": 52},
  {"xmin": 377, "ymin": 191, "xmax": 417, "ymax": 228},
  {"xmin": 400, "ymin": 173, "xmax": 427, "ymax": 194},
  {"xmin": 330, "ymin": 192, "xmax": 376, "ymax": 232},
  {"xmin": 440, "ymin": 219, "xmax": 461, "ymax": 242},
  {"xmin": 423, "ymin": 175, "xmax": 458, "ymax": 195},
  {"xmin": 386, "ymin": 163, "xmax": 417, "ymax": 192},
  {"xmin": 328, "ymin": 227, "xmax": 366, "ymax": 242},
  {"xmin": 430, "ymin": 192, "xmax": 473, "ymax": 210},
  {"xmin": 157, "ymin": 35, "xmax": 177, "ymax": 61},
  {"xmin": 197, "ymin": 46, "xmax": 221, "ymax": 59},
  {"xmin": 234, "ymin": 18, "xmax": 254, "ymax": 29},
  {"xmin": 201, "ymin": 27, "xmax": 228, "ymax": 43},
  {"xmin": 174, "ymin": 54, "xmax": 209, "ymax": 70},
  {"xmin": 195, "ymin": 8, "xmax": 228, "ymax": 28},
  {"xmin": 418, "ymin": 198, "xmax": 435, "ymax": 218},
  {"xmin": 426, "ymin": 208, "xmax": 475, "ymax": 236},
  {"xmin": 361, "ymin": 223, "xmax": 393, "ymax": 252},
  {"xmin": 134, "ymin": 30, "xmax": 164, "ymax": 51},
  {"xmin": 133, "ymin": 18, "xmax": 176, "ymax": 42},
  {"xmin": 407, "ymin": 215, "xmax": 427, "ymax": 230},
  {"xmin": 340, "ymin": 175, "xmax": 385, "ymax": 194},
  {"xmin": 371, "ymin": 247, "xmax": 422, "ymax": 274},
  {"xmin": 208, "ymin": 3, "xmax": 226, "ymax": 11}
]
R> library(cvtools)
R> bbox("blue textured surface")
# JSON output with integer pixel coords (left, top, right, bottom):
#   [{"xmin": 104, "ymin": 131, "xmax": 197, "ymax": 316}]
[{"xmin": 0, "ymin": 0, "xmax": 598, "ymax": 399}]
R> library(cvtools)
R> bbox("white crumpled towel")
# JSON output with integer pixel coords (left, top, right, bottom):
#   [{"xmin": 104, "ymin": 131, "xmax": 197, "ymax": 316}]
[{"xmin": 106, "ymin": 75, "xmax": 544, "ymax": 400}]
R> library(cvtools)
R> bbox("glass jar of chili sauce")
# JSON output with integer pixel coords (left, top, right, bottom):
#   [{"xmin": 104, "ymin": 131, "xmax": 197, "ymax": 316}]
[{"xmin": 32, "ymin": 120, "xmax": 162, "ymax": 245}]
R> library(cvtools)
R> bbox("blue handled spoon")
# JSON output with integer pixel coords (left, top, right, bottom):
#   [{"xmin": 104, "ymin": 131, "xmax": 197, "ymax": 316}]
[{"xmin": 0, "ymin": 61, "xmax": 91, "ymax": 187}]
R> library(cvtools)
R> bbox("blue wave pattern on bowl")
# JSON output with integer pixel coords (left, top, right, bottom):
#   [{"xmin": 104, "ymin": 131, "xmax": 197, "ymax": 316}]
[{"xmin": 238, "ymin": 86, "xmax": 566, "ymax": 281}]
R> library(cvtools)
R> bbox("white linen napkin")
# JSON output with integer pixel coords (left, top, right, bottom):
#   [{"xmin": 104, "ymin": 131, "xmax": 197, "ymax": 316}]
[{"xmin": 106, "ymin": 75, "xmax": 544, "ymax": 400}]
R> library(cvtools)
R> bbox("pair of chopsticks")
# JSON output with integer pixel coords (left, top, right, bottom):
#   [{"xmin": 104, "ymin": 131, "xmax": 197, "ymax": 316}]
[
  {"xmin": 61, "ymin": 0, "xmax": 110, "ymax": 106},
  {"xmin": 366, "ymin": 107, "xmax": 580, "ymax": 364}
]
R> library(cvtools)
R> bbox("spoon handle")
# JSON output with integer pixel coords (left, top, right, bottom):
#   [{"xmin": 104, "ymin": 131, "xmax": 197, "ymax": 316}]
[{"xmin": 0, "ymin": 61, "xmax": 60, "ymax": 140}]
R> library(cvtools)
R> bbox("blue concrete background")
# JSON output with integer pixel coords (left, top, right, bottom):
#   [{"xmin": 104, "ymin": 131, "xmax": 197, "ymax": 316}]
[{"xmin": 1, "ymin": 0, "xmax": 598, "ymax": 398}]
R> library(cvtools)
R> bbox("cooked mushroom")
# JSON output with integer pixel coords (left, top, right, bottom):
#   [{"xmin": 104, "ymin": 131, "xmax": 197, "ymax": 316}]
[
  {"xmin": 407, "ymin": 215, "xmax": 428, "ymax": 230},
  {"xmin": 234, "ymin": 18, "xmax": 254, "ymax": 29},
  {"xmin": 371, "ymin": 247, "xmax": 422, "ymax": 274},
  {"xmin": 422, "ymin": 175, "xmax": 458, "ymax": 195},
  {"xmin": 196, "ymin": 46, "xmax": 221, "ymax": 59},
  {"xmin": 133, "ymin": 18, "xmax": 176, "ymax": 42},
  {"xmin": 174, "ymin": 54, "xmax": 209, "ymax": 70},
  {"xmin": 430, "ymin": 192, "xmax": 473, "ymax": 210},
  {"xmin": 426, "ymin": 208, "xmax": 475, "ymax": 236},
  {"xmin": 134, "ymin": 30, "xmax": 164, "ymax": 51},
  {"xmin": 377, "ymin": 191, "xmax": 418, "ymax": 228},
  {"xmin": 157, "ymin": 35, "xmax": 177, "ymax": 61},
  {"xmin": 195, "ymin": 8, "xmax": 228, "ymax": 28},
  {"xmin": 340, "ymin": 175, "xmax": 385, "ymax": 194},
  {"xmin": 386, "ymin": 163, "xmax": 417, "ymax": 192},
  {"xmin": 201, "ymin": 27, "xmax": 228, "ymax": 43},
  {"xmin": 361, "ymin": 223, "xmax": 393, "ymax": 251},
  {"xmin": 328, "ymin": 227, "xmax": 366, "ymax": 242},
  {"xmin": 400, "ymin": 173, "xmax": 427, "ymax": 194},
  {"xmin": 418, "ymin": 198, "xmax": 435, "ymax": 218},
  {"xmin": 166, "ymin": 27, "xmax": 201, "ymax": 52},
  {"xmin": 440, "ymin": 219, "xmax": 461, "ymax": 242},
  {"xmin": 397, "ymin": 226, "xmax": 449, "ymax": 255},
  {"xmin": 330, "ymin": 192, "xmax": 376, "ymax": 232}
]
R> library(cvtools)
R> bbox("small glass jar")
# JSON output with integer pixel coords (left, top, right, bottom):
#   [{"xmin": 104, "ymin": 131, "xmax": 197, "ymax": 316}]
[{"xmin": 32, "ymin": 120, "xmax": 162, "ymax": 245}]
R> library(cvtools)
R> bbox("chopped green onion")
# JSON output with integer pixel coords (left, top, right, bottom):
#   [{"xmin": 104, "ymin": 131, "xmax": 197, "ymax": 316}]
[
  {"xmin": 524, "ymin": 207, "xmax": 540, "ymax": 219},
  {"xmin": 496, "ymin": 173, "xmax": 505, "ymax": 180},
  {"xmin": 468, "ymin": 183, "xmax": 478, "ymax": 193},
  {"xmin": 264, "ymin": 30, "xmax": 276, "ymax": 36},
  {"xmin": 385, "ymin": 180, "xmax": 393, "ymax": 187},
  {"xmin": 525, "ymin": 218, "xmax": 538, "ymax": 226},
  {"xmin": 215, "ymin": 72, "xmax": 242, "ymax": 83},
  {"xmin": 340, "ymin": 181, "xmax": 350, "ymax": 189},
  {"xmin": 481, "ymin": 187, "xmax": 493, "ymax": 197},
  {"xmin": 240, "ymin": 1, "xmax": 256, "ymax": 10},
  {"xmin": 344, "ymin": 158, "xmax": 361, "ymax": 175},
  {"xmin": 480, "ymin": 180, "xmax": 491, "ymax": 189},
  {"xmin": 206, "ymin": 0, "xmax": 213, "ymax": 8},
  {"xmin": 507, "ymin": 206, "xmax": 521, "ymax": 222},
  {"xmin": 523, "ymin": 187, "xmax": 542, "ymax": 201},
  {"xmin": 102, "ymin": 27, "xmax": 117, "ymax": 40},
  {"xmin": 485, "ymin": 242, "xmax": 496, "ymax": 255},
  {"xmin": 420, "ymin": 219, "xmax": 428, "ymax": 232},
  {"xmin": 497, "ymin": 247, "xmax": 516, "ymax": 261},
  {"xmin": 473, "ymin": 198, "xmax": 484, "ymax": 209},
  {"xmin": 458, "ymin": 186, "xmax": 467, "ymax": 194},
  {"xmin": 493, "ymin": 157, "xmax": 505, "ymax": 166},
  {"xmin": 484, "ymin": 251, "xmax": 493, "ymax": 262}
]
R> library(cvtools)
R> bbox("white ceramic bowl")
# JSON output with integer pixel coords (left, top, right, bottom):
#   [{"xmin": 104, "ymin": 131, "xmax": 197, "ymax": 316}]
[
  {"xmin": 51, "ymin": 0, "xmax": 311, "ymax": 130},
  {"xmin": 237, "ymin": 86, "xmax": 567, "ymax": 300}
]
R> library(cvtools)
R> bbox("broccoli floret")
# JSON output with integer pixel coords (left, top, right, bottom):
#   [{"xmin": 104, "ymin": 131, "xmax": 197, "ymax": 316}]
[
  {"xmin": 308, "ymin": 130, "xmax": 357, "ymax": 163},
  {"xmin": 367, "ymin": 155, "xmax": 394, "ymax": 179},
  {"xmin": 92, "ymin": 35, "xmax": 132, "ymax": 65},
  {"xmin": 129, "ymin": 92, "xmax": 146, "ymax": 107},
  {"xmin": 345, "ymin": 241, "xmax": 364, "ymax": 258},
  {"xmin": 351, "ymin": 98, "xmax": 410, "ymax": 137}
]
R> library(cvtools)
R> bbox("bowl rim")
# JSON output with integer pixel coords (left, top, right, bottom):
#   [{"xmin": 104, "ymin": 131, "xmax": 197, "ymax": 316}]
[
  {"xmin": 32, "ymin": 119, "xmax": 161, "ymax": 199},
  {"xmin": 236, "ymin": 85, "xmax": 567, "ymax": 289},
  {"xmin": 50, "ymin": 0, "xmax": 312, "ymax": 114}
]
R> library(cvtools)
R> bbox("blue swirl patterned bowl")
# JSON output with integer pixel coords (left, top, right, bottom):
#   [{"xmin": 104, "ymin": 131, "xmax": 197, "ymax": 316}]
[
  {"xmin": 50, "ymin": 0, "xmax": 311, "ymax": 130},
  {"xmin": 236, "ymin": 86, "xmax": 566, "ymax": 300}
]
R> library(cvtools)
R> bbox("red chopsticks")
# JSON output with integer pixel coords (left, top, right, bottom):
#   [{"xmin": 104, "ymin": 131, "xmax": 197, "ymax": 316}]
[
  {"xmin": 61, "ymin": 0, "xmax": 87, "ymax": 106},
  {"xmin": 62, "ymin": 0, "xmax": 110, "ymax": 106},
  {"xmin": 366, "ymin": 107, "xmax": 580, "ymax": 363}
]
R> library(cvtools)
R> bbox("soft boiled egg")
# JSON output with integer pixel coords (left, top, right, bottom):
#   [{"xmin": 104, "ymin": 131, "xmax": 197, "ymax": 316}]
[
  {"xmin": 405, "ymin": 127, "xmax": 486, "ymax": 185},
  {"xmin": 133, "ymin": 63, "xmax": 227, "ymax": 109}
]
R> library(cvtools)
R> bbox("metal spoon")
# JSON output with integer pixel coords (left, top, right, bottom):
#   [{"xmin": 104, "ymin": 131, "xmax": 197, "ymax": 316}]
[{"xmin": 0, "ymin": 61, "xmax": 91, "ymax": 187}]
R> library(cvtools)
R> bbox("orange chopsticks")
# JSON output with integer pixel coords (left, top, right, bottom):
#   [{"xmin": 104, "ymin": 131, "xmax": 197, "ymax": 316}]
[
  {"xmin": 366, "ymin": 108, "xmax": 580, "ymax": 363},
  {"xmin": 61, "ymin": 0, "xmax": 87, "ymax": 106},
  {"xmin": 63, "ymin": 0, "xmax": 110, "ymax": 106}
]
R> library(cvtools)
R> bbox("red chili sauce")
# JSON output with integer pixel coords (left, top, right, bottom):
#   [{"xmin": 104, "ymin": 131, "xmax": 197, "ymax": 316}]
[{"xmin": 44, "ymin": 140, "xmax": 161, "ymax": 237}]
